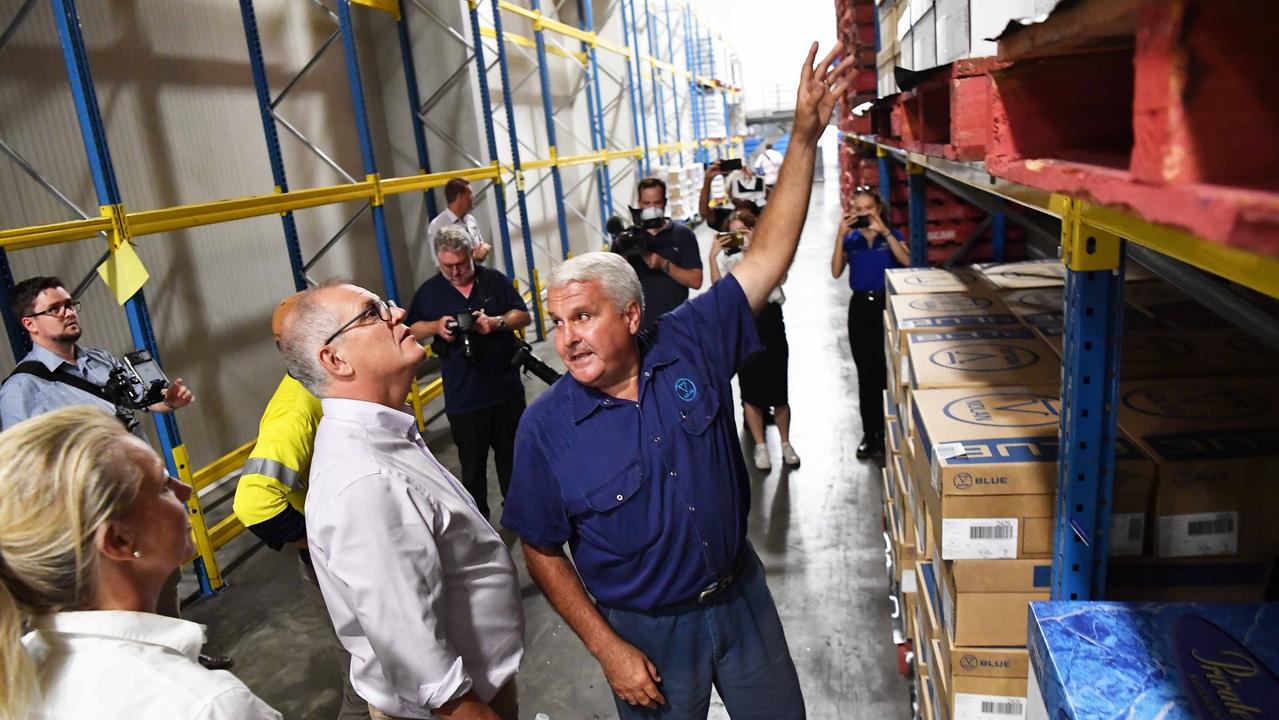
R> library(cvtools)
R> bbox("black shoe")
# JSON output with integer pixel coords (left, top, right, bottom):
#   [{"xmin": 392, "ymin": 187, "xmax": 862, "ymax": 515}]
[
  {"xmin": 856, "ymin": 436, "xmax": 873, "ymax": 459},
  {"xmin": 870, "ymin": 435, "xmax": 886, "ymax": 460},
  {"xmin": 199, "ymin": 653, "xmax": 234, "ymax": 671}
]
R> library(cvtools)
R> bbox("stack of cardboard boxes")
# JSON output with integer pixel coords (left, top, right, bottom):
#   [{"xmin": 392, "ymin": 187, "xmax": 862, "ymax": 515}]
[{"xmin": 877, "ymin": 260, "xmax": 1279, "ymax": 720}]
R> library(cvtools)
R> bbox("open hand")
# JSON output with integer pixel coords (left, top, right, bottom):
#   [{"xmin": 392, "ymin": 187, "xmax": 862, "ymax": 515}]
[
  {"xmin": 793, "ymin": 42, "xmax": 854, "ymax": 141},
  {"xmin": 162, "ymin": 378, "xmax": 195, "ymax": 409},
  {"xmin": 598, "ymin": 638, "xmax": 665, "ymax": 709}
]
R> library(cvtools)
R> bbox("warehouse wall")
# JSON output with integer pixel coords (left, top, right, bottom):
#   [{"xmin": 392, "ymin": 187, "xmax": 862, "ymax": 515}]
[{"xmin": 0, "ymin": 0, "xmax": 646, "ymax": 467}]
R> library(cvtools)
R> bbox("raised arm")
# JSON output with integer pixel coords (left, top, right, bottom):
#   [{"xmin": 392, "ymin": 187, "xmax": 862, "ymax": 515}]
[
  {"xmin": 731, "ymin": 43, "xmax": 853, "ymax": 312},
  {"xmin": 698, "ymin": 162, "xmax": 722, "ymax": 222}
]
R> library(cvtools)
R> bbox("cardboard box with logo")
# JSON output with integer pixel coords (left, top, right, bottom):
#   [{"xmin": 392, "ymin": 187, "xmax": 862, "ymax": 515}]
[
  {"xmin": 998, "ymin": 287, "xmax": 1063, "ymax": 328},
  {"xmin": 1118, "ymin": 378, "xmax": 1279, "ymax": 559},
  {"xmin": 886, "ymin": 266, "xmax": 994, "ymax": 296},
  {"xmin": 889, "ymin": 292, "xmax": 1022, "ymax": 357},
  {"xmin": 973, "ymin": 259, "xmax": 1065, "ymax": 290},
  {"xmin": 912, "ymin": 385, "xmax": 1155, "ymax": 560},
  {"xmin": 932, "ymin": 554, "xmax": 1051, "ymax": 648}
]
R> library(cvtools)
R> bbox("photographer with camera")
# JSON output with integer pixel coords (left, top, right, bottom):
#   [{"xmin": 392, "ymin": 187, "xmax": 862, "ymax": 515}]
[
  {"xmin": 407, "ymin": 226, "xmax": 531, "ymax": 520},
  {"xmin": 612, "ymin": 178, "xmax": 703, "ymax": 331},
  {"xmin": 830, "ymin": 187, "xmax": 909, "ymax": 459},
  {"xmin": 698, "ymin": 159, "xmax": 765, "ymax": 232},
  {"xmin": 0, "ymin": 276, "xmax": 230, "ymax": 668},
  {"xmin": 709, "ymin": 210, "xmax": 800, "ymax": 471}
]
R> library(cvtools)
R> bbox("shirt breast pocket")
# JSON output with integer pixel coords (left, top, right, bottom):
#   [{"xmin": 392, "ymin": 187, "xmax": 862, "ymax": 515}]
[
  {"xmin": 566, "ymin": 461, "xmax": 661, "ymax": 558},
  {"xmin": 677, "ymin": 383, "xmax": 721, "ymax": 436}
]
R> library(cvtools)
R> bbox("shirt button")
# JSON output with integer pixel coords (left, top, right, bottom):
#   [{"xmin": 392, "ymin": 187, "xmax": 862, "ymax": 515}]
[
  {"xmin": 688, "ymin": 506, "xmax": 695, "ymax": 512},
  {"xmin": 617, "ymin": 494, "xmax": 624, "ymax": 501},
  {"xmin": 644, "ymin": 371, "xmax": 651, "ymax": 378},
  {"xmin": 652, "ymin": 436, "xmax": 661, "ymax": 444},
  {"xmin": 669, "ymin": 471, "xmax": 677, "ymax": 477},
  {"xmin": 703, "ymin": 541, "xmax": 709, "ymax": 547}
]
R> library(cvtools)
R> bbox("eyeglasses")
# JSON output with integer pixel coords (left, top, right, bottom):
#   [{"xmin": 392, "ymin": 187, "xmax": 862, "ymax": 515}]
[
  {"xmin": 324, "ymin": 299, "xmax": 398, "ymax": 345},
  {"xmin": 26, "ymin": 300, "xmax": 81, "ymax": 319}
]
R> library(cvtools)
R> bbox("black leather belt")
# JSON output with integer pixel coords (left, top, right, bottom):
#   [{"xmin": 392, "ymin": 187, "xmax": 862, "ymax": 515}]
[
  {"xmin": 852, "ymin": 290, "xmax": 883, "ymax": 301},
  {"xmin": 695, "ymin": 552, "xmax": 745, "ymax": 605}
]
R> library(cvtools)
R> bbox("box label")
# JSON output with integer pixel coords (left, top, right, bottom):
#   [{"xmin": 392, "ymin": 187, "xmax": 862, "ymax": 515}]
[
  {"xmin": 902, "ymin": 568, "xmax": 918, "ymax": 594},
  {"xmin": 953, "ymin": 693, "xmax": 1027, "ymax": 720},
  {"xmin": 1109, "ymin": 513, "xmax": 1145, "ymax": 557},
  {"xmin": 1158, "ymin": 512, "xmax": 1239, "ymax": 557},
  {"xmin": 942, "ymin": 518, "xmax": 1018, "ymax": 559}
]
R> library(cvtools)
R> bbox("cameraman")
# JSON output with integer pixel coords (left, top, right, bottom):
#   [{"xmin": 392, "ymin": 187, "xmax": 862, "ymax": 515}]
[
  {"xmin": 407, "ymin": 226, "xmax": 531, "ymax": 520},
  {"xmin": 616, "ymin": 178, "xmax": 703, "ymax": 331},
  {"xmin": 0, "ymin": 276, "xmax": 227, "ymax": 669}
]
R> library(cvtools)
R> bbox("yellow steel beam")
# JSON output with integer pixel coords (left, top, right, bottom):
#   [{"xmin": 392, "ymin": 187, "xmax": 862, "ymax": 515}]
[
  {"xmin": 496, "ymin": 1, "xmax": 630, "ymax": 58},
  {"xmin": 208, "ymin": 514, "xmax": 246, "ymax": 551},
  {"xmin": 0, "ymin": 216, "xmax": 111, "ymax": 251},
  {"xmin": 480, "ymin": 25, "xmax": 586, "ymax": 64},
  {"xmin": 351, "ymin": 0, "xmax": 400, "ymax": 19},
  {"xmin": 381, "ymin": 164, "xmax": 500, "ymax": 194},
  {"xmin": 192, "ymin": 440, "xmax": 255, "ymax": 492},
  {"xmin": 174, "ymin": 443, "xmax": 225, "ymax": 590},
  {"xmin": 129, "ymin": 181, "xmax": 377, "ymax": 237}
]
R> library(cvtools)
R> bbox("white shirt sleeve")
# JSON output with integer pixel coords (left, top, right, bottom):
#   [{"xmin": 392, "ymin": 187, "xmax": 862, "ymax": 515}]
[
  {"xmin": 198, "ymin": 687, "xmax": 283, "ymax": 720},
  {"xmin": 324, "ymin": 474, "xmax": 472, "ymax": 712}
]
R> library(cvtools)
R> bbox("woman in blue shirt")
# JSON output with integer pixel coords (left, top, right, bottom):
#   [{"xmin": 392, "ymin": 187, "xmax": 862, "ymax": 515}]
[{"xmin": 830, "ymin": 187, "xmax": 910, "ymax": 459}]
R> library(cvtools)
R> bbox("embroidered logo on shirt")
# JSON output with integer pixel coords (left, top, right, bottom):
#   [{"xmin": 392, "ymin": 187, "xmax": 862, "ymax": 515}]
[{"xmin": 674, "ymin": 378, "xmax": 697, "ymax": 402}]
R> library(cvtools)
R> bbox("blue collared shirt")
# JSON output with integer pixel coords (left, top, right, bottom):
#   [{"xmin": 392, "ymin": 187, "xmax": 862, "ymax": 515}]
[
  {"xmin": 501, "ymin": 274, "xmax": 762, "ymax": 611},
  {"xmin": 0, "ymin": 343, "xmax": 144, "ymax": 438},
  {"xmin": 843, "ymin": 229, "xmax": 903, "ymax": 291}
]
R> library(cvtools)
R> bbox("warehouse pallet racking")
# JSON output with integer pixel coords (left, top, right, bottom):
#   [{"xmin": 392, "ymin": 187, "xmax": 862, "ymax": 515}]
[{"xmin": 0, "ymin": 0, "xmax": 744, "ymax": 595}]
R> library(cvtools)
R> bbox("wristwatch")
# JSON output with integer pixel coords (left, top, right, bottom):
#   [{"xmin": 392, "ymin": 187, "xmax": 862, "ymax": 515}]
[
  {"xmin": 661, "ymin": 260, "xmax": 671, "ymax": 274},
  {"xmin": 497, "ymin": 317, "xmax": 507, "ymax": 330}
]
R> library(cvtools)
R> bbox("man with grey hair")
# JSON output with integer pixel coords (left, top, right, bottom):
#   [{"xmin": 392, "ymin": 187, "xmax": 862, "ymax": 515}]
[
  {"xmin": 501, "ymin": 42, "xmax": 852, "ymax": 719},
  {"xmin": 282, "ymin": 282, "xmax": 525, "ymax": 720},
  {"xmin": 406, "ymin": 224, "xmax": 531, "ymax": 520}
]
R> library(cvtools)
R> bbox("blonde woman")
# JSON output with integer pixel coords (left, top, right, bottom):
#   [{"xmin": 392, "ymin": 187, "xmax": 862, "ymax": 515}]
[{"xmin": 0, "ymin": 406, "xmax": 279, "ymax": 720}]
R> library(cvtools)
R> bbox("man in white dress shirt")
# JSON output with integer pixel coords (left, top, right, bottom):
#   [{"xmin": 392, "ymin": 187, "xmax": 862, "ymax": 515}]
[
  {"xmin": 426, "ymin": 178, "xmax": 493, "ymax": 263},
  {"xmin": 279, "ymin": 282, "xmax": 524, "ymax": 720}
]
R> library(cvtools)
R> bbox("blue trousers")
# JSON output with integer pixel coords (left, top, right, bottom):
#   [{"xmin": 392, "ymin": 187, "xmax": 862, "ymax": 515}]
[{"xmin": 602, "ymin": 547, "xmax": 805, "ymax": 719}]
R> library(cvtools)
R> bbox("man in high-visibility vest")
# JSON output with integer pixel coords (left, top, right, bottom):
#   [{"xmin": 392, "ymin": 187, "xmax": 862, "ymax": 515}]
[{"xmin": 232, "ymin": 294, "xmax": 370, "ymax": 719}]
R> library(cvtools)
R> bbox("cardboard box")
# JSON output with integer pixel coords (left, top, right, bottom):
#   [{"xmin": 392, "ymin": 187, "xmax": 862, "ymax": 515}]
[
  {"xmin": 1106, "ymin": 555, "xmax": 1274, "ymax": 602},
  {"xmin": 998, "ymin": 287, "xmax": 1062, "ymax": 326},
  {"xmin": 885, "ymin": 267, "xmax": 992, "ymax": 296},
  {"xmin": 974, "ymin": 259, "xmax": 1065, "ymax": 290},
  {"xmin": 906, "ymin": 429, "xmax": 938, "ymax": 560},
  {"xmin": 916, "ymin": 561, "xmax": 938, "ymax": 673},
  {"xmin": 934, "ymin": 632, "xmax": 1030, "ymax": 720},
  {"xmin": 934, "ymin": 0, "xmax": 970, "ymax": 65},
  {"xmin": 932, "ymin": 555, "xmax": 1051, "ymax": 647},
  {"xmin": 912, "ymin": 385, "xmax": 1155, "ymax": 559},
  {"xmin": 889, "ymin": 292, "xmax": 1021, "ymax": 357},
  {"xmin": 1029, "ymin": 602, "xmax": 1279, "ymax": 720},
  {"xmin": 1118, "ymin": 378, "xmax": 1279, "ymax": 558}
]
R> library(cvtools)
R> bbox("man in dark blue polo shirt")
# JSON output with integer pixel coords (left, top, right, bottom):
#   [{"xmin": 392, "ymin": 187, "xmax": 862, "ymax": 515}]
[
  {"xmin": 501, "ymin": 43, "xmax": 853, "ymax": 719},
  {"xmin": 613, "ymin": 177, "xmax": 703, "ymax": 331},
  {"xmin": 407, "ymin": 225, "xmax": 531, "ymax": 520}
]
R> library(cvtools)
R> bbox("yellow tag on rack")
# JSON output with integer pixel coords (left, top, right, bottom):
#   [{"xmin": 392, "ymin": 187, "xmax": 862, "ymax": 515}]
[{"xmin": 96, "ymin": 240, "xmax": 149, "ymax": 305}]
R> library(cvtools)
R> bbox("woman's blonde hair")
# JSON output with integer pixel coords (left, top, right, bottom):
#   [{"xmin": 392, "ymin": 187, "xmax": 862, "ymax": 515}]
[{"xmin": 0, "ymin": 407, "xmax": 146, "ymax": 718}]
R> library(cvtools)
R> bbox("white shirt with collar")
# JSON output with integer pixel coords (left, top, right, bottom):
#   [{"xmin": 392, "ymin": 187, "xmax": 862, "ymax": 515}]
[
  {"xmin": 425, "ymin": 208, "xmax": 484, "ymax": 251},
  {"xmin": 21, "ymin": 610, "xmax": 280, "ymax": 719},
  {"xmin": 305, "ymin": 398, "xmax": 524, "ymax": 717}
]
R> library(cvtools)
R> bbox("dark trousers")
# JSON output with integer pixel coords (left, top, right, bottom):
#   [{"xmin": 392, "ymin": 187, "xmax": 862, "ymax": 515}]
[
  {"xmin": 847, "ymin": 291, "xmax": 887, "ymax": 440},
  {"xmin": 446, "ymin": 393, "xmax": 526, "ymax": 519}
]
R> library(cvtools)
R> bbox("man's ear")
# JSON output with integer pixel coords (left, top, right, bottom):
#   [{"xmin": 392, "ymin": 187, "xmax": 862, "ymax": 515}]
[
  {"xmin": 318, "ymin": 344, "xmax": 355, "ymax": 381},
  {"xmin": 624, "ymin": 300, "xmax": 643, "ymax": 335},
  {"xmin": 20, "ymin": 316, "xmax": 37, "ymax": 335},
  {"xmin": 95, "ymin": 519, "xmax": 137, "ymax": 563}
]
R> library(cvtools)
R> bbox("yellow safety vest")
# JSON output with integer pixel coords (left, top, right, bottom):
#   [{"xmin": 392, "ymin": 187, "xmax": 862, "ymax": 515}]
[{"xmin": 231, "ymin": 374, "xmax": 322, "ymax": 528}]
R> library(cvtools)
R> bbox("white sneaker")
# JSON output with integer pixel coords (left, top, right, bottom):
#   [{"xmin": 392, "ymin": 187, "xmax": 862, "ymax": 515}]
[
  {"xmin": 753, "ymin": 444, "xmax": 772, "ymax": 471},
  {"xmin": 781, "ymin": 442, "xmax": 801, "ymax": 467}
]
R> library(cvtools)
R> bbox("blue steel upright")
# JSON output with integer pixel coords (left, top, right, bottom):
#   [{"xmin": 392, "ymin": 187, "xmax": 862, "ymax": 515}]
[
  {"xmin": 1053, "ymin": 257, "xmax": 1127, "ymax": 600},
  {"xmin": 578, "ymin": 0, "xmax": 613, "ymax": 242},
  {"xmin": 488, "ymin": 0, "xmax": 545, "ymax": 339},
  {"xmin": 877, "ymin": 152, "xmax": 891, "ymax": 211},
  {"xmin": 395, "ymin": 0, "xmax": 439, "ymax": 221},
  {"xmin": 682, "ymin": 7, "xmax": 704, "ymax": 165},
  {"xmin": 337, "ymin": 1, "xmax": 401, "ymax": 304},
  {"xmin": 50, "ymin": 0, "xmax": 211, "ymax": 594},
  {"xmin": 465, "ymin": 0, "xmax": 518, "ymax": 282},
  {"xmin": 620, "ymin": 0, "xmax": 650, "ymax": 178},
  {"xmin": 643, "ymin": 1, "xmax": 667, "ymax": 166},
  {"xmin": 992, "ymin": 211, "xmax": 1007, "ymax": 262},
  {"xmin": 663, "ymin": 0, "xmax": 683, "ymax": 162},
  {"xmin": 529, "ymin": 0, "xmax": 571, "ymax": 260},
  {"xmin": 0, "ymin": 250, "xmax": 28, "ymax": 360},
  {"xmin": 238, "ymin": 0, "xmax": 308, "ymax": 292},
  {"xmin": 907, "ymin": 162, "xmax": 927, "ymax": 266}
]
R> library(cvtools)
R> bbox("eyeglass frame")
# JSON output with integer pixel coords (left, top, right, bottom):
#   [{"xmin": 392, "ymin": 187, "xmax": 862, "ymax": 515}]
[
  {"xmin": 324, "ymin": 299, "xmax": 398, "ymax": 346},
  {"xmin": 25, "ymin": 300, "xmax": 82, "ymax": 319}
]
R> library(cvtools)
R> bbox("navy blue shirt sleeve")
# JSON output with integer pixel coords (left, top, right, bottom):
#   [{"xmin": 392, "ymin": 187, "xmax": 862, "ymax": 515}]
[
  {"xmin": 406, "ymin": 277, "xmax": 443, "ymax": 326},
  {"xmin": 665, "ymin": 273, "xmax": 761, "ymax": 380},
  {"xmin": 501, "ymin": 422, "xmax": 572, "ymax": 548},
  {"xmin": 671, "ymin": 224, "xmax": 702, "ymax": 270}
]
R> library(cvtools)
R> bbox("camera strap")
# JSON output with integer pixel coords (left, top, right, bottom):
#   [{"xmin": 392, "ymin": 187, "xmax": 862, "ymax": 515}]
[{"xmin": 7, "ymin": 361, "xmax": 115, "ymax": 405}]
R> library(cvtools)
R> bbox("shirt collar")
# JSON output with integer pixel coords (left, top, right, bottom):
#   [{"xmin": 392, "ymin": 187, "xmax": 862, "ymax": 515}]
[
  {"xmin": 28, "ymin": 611, "xmax": 205, "ymax": 660},
  {"xmin": 25, "ymin": 343, "xmax": 82, "ymax": 372},
  {"xmin": 320, "ymin": 397, "xmax": 420, "ymax": 441},
  {"xmin": 566, "ymin": 344, "xmax": 678, "ymax": 423}
]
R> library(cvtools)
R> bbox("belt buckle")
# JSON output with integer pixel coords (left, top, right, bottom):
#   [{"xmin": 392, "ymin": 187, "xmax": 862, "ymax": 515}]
[{"xmin": 697, "ymin": 582, "xmax": 719, "ymax": 604}]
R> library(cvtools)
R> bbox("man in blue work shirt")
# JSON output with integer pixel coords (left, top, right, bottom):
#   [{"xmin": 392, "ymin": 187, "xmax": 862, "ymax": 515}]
[
  {"xmin": 407, "ymin": 225, "xmax": 532, "ymax": 520},
  {"xmin": 501, "ymin": 43, "xmax": 852, "ymax": 719}
]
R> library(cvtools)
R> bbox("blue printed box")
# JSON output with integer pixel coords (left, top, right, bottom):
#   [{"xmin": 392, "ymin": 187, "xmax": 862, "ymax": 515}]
[{"xmin": 1028, "ymin": 602, "xmax": 1279, "ymax": 720}]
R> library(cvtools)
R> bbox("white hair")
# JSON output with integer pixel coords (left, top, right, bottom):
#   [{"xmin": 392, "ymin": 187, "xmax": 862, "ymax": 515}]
[
  {"xmin": 547, "ymin": 252, "xmax": 644, "ymax": 313},
  {"xmin": 434, "ymin": 225, "xmax": 472, "ymax": 259},
  {"xmin": 279, "ymin": 287, "xmax": 343, "ymax": 396}
]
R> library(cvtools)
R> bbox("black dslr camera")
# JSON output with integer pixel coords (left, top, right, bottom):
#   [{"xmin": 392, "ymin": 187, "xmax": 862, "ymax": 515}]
[
  {"xmin": 444, "ymin": 313, "xmax": 477, "ymax": 360},
  {"xmin": 510, "ymin": 340, "xmax": 561, "ymax": 385},
  {"xmin": 104, "ymin": 350, "xmax": 170, "ymax": 411},
  {"xmin": 609, "ymin": 206, "xmax": 668, "ymax": 259}
]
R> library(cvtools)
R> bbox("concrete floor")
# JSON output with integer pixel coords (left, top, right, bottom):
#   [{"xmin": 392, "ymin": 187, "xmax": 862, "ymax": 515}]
[{"xmin": 184, "ymin": 161, "xmax": 910, "ymax": 719}]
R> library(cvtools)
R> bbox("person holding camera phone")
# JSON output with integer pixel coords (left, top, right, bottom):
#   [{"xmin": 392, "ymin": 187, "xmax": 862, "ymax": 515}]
[
  {"xmin": 709, "ymin": 210, "xmax": 800, "ymax": 471},
  {"xmin": 619, "ymin": 177, "xmax": 704, "ymax": 331},
  {"xmin": 407, "ymin": 226, "xmax": 532, "ymax": 520},
  {"xmin": 698, "ymin": 159, "xmax": 764, "ymax": 233},
  {"xmin": 830, "ymin": 187, "xmax": 910, "ymax": 459},
  {"xmin": 0, "ymin": 276, "xmax": 232, "ymax": 669}
]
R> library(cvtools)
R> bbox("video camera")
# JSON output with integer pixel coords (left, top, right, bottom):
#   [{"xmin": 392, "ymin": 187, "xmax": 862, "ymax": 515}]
[
  {"xmin": 444, "ymin": 313, "xmax": 477, "ymax": 360},
  {"xmin": 104, "ymin": 350, "xmax": 170, "ymax": 411},
  {"xmin": 510, "ymin": 340, "xmax": 561, "ymax": 386},
  {"xmin": 608, "ymin": 206, "xmax": 668, "ymax": 259}
]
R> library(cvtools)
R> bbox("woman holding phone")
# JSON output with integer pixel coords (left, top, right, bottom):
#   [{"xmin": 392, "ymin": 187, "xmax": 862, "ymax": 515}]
[
  {"xmin": 831, "ymin": 186, "xmax": 910, "ymax": 459},
  {"xmin": 709, "ymin": 209, "xmax": 800, "ymax": 471}
]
